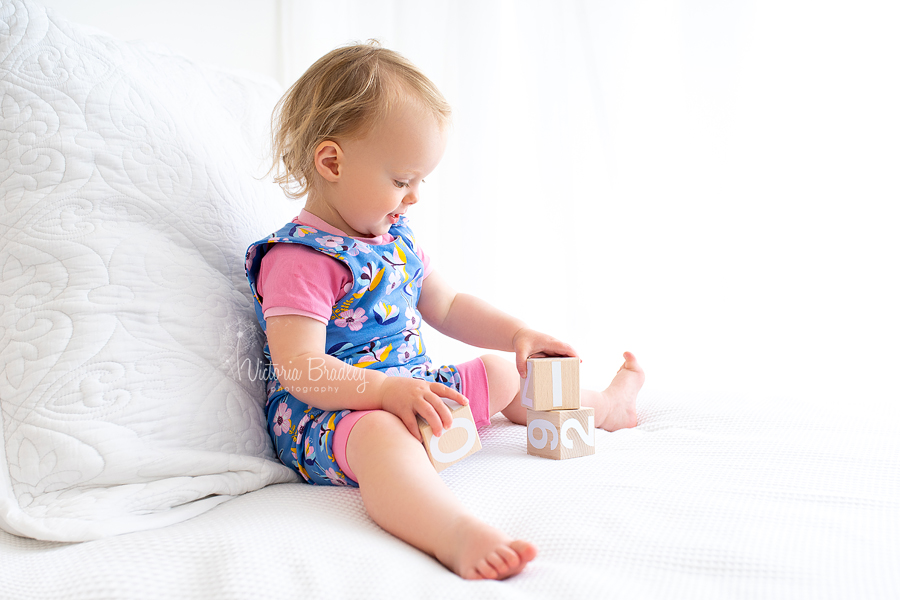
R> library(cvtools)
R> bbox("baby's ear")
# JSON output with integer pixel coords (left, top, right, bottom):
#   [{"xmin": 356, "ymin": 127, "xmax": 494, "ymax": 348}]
[{"xmin": 314, "ymin": 140, "xmax": 343, "ymax": 182}]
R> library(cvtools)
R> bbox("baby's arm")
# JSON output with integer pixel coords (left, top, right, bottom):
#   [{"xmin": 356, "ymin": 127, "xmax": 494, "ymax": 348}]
[
  {"xmin": 418, "ymin": 271, "xmax": 578, "ymax": 377},
  {"xmin": 266, "ymin": 314, "xmax": 467, "ymax": 439}
]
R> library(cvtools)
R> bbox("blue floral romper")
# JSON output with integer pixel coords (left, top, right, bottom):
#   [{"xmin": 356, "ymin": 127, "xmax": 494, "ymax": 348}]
[{"xmin": 245, "ymin": 217, "xmax": 463, "ymax": 487}]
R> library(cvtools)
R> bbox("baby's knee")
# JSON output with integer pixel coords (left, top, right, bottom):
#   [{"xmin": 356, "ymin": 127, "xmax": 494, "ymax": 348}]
[
  {"xmin": 352, "ymin": 410, "xmax": 408, "ymax": 439},
  {"xmin": 348, "ymin": 410, "xmax": 425, "ymax": 456},
  {"xmin": 479, "ymin": 354, "xmax": 519, "ymax": 399}
]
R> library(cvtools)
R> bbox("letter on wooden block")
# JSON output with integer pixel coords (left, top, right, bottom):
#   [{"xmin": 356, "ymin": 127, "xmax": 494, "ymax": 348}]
[
  {"xmin": 520, "ymin": 356, "xmax": 580, "ymax": 411},
  {"xmin": 418, "ymin": 400, "xmax": 482, "ymax": 472},
  {"xmin": 526, "ymin": 407, "xmax": 596, "ymax": 460}
]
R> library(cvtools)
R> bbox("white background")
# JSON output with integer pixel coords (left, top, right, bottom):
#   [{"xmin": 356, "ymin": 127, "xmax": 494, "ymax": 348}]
[{"xmin": 40, "ymin": 0, "xmax": 900, "ymax": 416}]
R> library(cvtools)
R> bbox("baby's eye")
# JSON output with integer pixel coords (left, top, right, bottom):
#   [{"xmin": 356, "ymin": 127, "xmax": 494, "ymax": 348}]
[{"xmin": 393, "ymin": 180, "xmax": 409, "ymax": 189}]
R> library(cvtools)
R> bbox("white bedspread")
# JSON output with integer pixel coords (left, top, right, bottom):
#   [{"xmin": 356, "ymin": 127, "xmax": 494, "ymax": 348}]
[{"xmin": 2, "ymin": 391, "xmax": 897, "ymax": 599}]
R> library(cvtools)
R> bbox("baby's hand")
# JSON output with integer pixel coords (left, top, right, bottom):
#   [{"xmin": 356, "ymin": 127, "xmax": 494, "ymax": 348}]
[
  {"xmin": 512, "ymin": 327, "xmax": 580, "ymax": 378},
  {"xmin": 377, "ymin": 377, "xmax": 469, "ymax": 441}
]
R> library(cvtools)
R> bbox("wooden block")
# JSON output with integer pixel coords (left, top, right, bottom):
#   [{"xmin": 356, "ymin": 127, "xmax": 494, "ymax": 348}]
[
  {"xmin": 526, "ymin": 407, "xmax": 596, "ymax": 460},
  {"xmin": 417, "ymin": 400, "xmax": 482, "ymax": 472},
  {"xmin": 520, "ymin": 356, "xmax": 580, "ymax": 411}
]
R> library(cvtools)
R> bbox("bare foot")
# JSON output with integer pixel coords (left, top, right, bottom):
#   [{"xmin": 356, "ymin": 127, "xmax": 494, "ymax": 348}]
[
  {"xmin": 436, "ymin": 515, "xmax": 538, "ymax": 580},
  {"xmin": 582, "ymin": 351, "xmax": 643, "ymax": 431}
]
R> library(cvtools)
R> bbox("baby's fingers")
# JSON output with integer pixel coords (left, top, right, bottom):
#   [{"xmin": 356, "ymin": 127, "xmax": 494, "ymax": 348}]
[
  {"xmin": 515, "ymin": 354, "xmax": 528, "ymax": 379},
  {"xmin": 403, "ymin": 413, "xmax": 425, "ymax": 442},
  {"xmin": 548, "ymin": 339, "xmax": 579, "ymax": 359},
  {"xmin": 430, "ymin": 381, "xmax": 468, "ymax": 406},
  {"xmin": 515, "ymin": 351, "xmax": 549, "ymax": 378},
  {"xmin": 417, "ymin": 398, "xmax": 447, "ymax": 437}
]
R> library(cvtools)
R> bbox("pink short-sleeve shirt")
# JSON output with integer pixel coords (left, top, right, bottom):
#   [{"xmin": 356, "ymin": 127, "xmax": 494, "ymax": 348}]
[{"xmin": 257, "ymin": 210, "xmax": 433, "ymax": 322}]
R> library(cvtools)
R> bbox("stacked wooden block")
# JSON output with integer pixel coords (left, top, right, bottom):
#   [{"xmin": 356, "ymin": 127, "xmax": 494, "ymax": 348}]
[{"xmin": 521, "ymin": 357, "xmax": 596, "ymax": 460}]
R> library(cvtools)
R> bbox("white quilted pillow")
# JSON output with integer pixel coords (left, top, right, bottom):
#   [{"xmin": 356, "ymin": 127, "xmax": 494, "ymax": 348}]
[{"xmin": 0, "ymin": 0, "xmax": 298, "ymax": 541}]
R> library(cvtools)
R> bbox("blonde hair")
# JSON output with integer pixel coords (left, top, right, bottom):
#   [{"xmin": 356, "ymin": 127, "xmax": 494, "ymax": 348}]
[{"xmin": 271, "ymin": 41, "xmax": 452, "ymax": 199}]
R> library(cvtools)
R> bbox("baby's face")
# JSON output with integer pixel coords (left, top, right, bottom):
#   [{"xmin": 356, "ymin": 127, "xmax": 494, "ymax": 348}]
[{"xmin": 333, "ymin": 100, "xmax": 447, "ymax": 238}]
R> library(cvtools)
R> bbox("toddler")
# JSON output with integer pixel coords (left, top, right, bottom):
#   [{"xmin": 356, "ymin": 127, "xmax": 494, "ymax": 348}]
[{"xmin": 245, "ymin": 42, "xmax": 643, "ymax": 580}]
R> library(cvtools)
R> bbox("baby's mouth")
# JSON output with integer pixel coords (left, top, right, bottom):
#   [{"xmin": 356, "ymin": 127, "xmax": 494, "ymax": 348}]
[{"xmin": 389, "ymin": 213, "xmax": 401, "ymax": 224}]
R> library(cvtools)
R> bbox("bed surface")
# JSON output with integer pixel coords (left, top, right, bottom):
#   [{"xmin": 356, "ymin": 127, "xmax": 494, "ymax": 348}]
[{"xmin": 2, "ymin": 391, "xmax": 897, "ymax": 599}]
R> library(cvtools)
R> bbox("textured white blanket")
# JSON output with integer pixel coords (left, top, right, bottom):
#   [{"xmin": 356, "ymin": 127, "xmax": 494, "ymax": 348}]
[{"xmin": 1, "ymin": 392, "xmax": 898, "ymax": 598}]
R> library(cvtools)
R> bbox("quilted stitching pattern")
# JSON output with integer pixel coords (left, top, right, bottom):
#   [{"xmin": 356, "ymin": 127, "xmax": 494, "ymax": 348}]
[{"xmin": 0, "ymin": 0, "xmax": 297, "ymax": 541}]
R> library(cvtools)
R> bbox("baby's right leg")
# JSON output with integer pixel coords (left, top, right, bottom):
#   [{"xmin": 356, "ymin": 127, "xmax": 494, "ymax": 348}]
[{"xmin": 344, "ymin": 410, "xmax": 537, "ymax": 580}]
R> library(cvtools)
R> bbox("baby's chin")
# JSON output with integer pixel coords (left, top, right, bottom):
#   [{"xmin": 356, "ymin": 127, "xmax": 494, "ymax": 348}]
[
  {"xmin": 379, "ymin": 215, "xmax": 400, "ymax": 232},
  {"xmin": 360, "ymin": 222, "xmax": 391, "ymax": 238},
  {"xmin": 348, "ymin": 218, "xmax": 389, "ymax": 238}
]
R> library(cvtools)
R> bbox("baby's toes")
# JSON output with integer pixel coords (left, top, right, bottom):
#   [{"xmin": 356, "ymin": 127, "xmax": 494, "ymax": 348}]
[
  {"xmin": 622, "ymin": 351, "xmax": 643, "ymax": 373},
  {"xmin": 475, "ymin": 557, "xmax": 500, "ymax": 580},
  {"xmin": 496, "ymin": 545, "xmax": 521, "ymax": 570},
  {"xmin": 511, "ymin": 540, "xmax": 539, "ymax": 564},
  {"xmin": 486, "ymin": 549, "xmax": 518, "ymax": 578}
]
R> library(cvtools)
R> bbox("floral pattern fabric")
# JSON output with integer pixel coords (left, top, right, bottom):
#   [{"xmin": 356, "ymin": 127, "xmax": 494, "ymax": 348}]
[{"xmin": 245, "ymin": 217, "xmax": 463, "ymax": 486}]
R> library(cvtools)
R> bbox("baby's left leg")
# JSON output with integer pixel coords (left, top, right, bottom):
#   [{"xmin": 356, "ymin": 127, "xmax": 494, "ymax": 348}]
[{"xmin": 479, "ymin": 353, "xmax": 643, "ymax": 431}]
